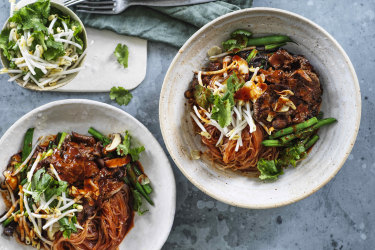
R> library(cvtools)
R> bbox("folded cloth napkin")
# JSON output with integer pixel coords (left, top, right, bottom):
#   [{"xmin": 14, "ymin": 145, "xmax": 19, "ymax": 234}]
[{"xmin": 77, "ymin": 0, "xmax": 252, "ymax": 47}]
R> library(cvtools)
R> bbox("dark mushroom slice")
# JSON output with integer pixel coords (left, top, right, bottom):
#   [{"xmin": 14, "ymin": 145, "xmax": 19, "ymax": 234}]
[{"xmin": 104, "ymin": 133, "xmax": 122, "ymax": 153}]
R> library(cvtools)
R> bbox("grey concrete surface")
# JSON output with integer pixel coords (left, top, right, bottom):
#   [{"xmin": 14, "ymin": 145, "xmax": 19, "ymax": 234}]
[{"xmin": 0, "ymin": 0, "xmax": 374, "ymax": 249}]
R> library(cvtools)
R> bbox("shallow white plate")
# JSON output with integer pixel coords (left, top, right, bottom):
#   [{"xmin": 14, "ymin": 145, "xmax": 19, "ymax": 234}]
[
  {"xmin": 0, "ymin": 99, "xmax": 175, "ymax": 250},
  {"xmin": 15, "ymin": 0, "xmax": 147, "ymax": 92},
  {"xmin": 159, "ymin": 8, "xmax": 361, "ymax": 209}
]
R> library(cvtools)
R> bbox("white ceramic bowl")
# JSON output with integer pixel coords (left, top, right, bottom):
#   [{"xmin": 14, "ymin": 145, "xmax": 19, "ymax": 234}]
[
  {"xmin": 0, "ymin": 99, "xmax": 175, "ymax": 250},
  {"xmin": 0, "ymin": 1, "xmax": 87, "ymax": 91},
  {"xmin": 159, "ymin": 8, "xmax": 361, "ymax": 209}
]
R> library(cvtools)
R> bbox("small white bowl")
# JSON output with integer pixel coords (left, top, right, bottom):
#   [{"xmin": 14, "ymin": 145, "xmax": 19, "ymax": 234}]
[
  {"xmin": 0, "ymin": 99, "xmax": 176, "ymax": 249},
  {"xmin": 0, "ymin": 1, "xmax": 87, "ymax": 91},
  {"xmin": 159, "ymin": 8, "xmax": 361, "ymax": 209}
]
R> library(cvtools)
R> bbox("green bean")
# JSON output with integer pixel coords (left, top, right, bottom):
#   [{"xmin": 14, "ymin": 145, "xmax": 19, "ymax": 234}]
[
  {"xmin": 2, "ymin": 210, "xmax": 20, "ymax": 227},
  {"xmin": 269, "ymin": 117, "xmax": 318, "ymax": 139},
  {"xmin": 280, "ymin": 131, "xmax": 313, "ymax": 144},
  {"xmin": 280, "ymin": 118, "xmax": 337, "ymax": 144},
  {"xmin": 133, "ymin": 165, "xmax": 153, "ymax": 194},
  {"xmin": 88, "ymin": 127, "xmax": 111, "ymax": 145},
  {"xmin": 314, "ymin": 118, "xmax": 337, "ymax": 127},
  {"xmin": 57, "ymin": 132, "xmax": 67, "ymax": 150},
  {"xmin": 262, "ymin": 139, "xmax": 284, "ymax": 147},
  {"xmin": 264, "ymin": 42, "xmax": 287, "ymax": 51},
  {"xmin": 126, "ymin": 165, "xmax": 154, "ymax": 206},
  {"xmin": 22, "ymin": 128, "xmax": 34, "ymax": 162},
  {"xmin": 305, "ymin": 135, "xmax": 319, "ymax": 149},
  {"xmin": 246, "ymin": 49, "xmax": 258, "ymax": 63},
  {"xmin": 247, "ymin": 35, "xmax": 292, "ymax": 46}
]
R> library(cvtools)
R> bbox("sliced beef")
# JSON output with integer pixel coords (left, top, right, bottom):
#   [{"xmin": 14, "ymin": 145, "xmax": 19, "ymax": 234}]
[
  {"xmin": 50, "ymin": 141, "xmax": 100, "ymax": 184},
  {"xmin": 269, "ymin": 49, "xmax": 314, "ymax": 72},
  {"xmin": 272, "ymin": 116, "xmax": 290, "ymax": 129},
  {"xmin": 71, "ymin": 132, "xmax": 96, "ymax": 145},
  {"xmin": 254, "ymin": 49, "xmax": 322, "ymax": 129}
]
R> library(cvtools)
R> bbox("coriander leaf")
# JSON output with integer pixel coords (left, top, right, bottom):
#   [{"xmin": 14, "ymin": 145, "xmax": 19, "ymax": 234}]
[
  {"xmin": 44, "ymin": 36, "xmax": 65, "ymax": 61},
  {"xmin": 34, "ymin": 68, "xmax": 44, "ymax": 80},
  {"xmin": 109, "ymin": 86, "xmax": 133, "ymax": 106},
  {"xmin": 230, "ymin": 29, "xmax": 252, "ymax": 38},
  {"xmin": 210, "ymin": 73, "xmax": 243, "ymax": 128},
  {"xmin": 116, "ymin": 131, "xmax": 145, "ymax": 161},
  {"xmin": 222, "ymin": 37, "xmax": 248, "ymax": 52},
  {"xmin": 211, "ymin": 95, "xmax": 232, "ymax": 128},
  {"xmin": 257, "ymin": 159, "xmax": 284, "ymax": 181},
  {"xmin": 72, "ymin": 20, "xmax": 82, "ymax": 37},
  {"xmin": 32, "ymin": 31, "xmax": 47, "ymax": 51},
  {"xmin": 22, "ymin": 14, "xmax": 47, "ymax": 32},
  {"xmin": 30, "ymin": 0, "xmax": 50, "ymax": 21},
  {"xmin": 117, "ymin": 131, "xmax": 131, "ymax": 156},
  {"xmin": 131, "ymin": 188, "xmax": 148, "ymax": 215},
  {"xmin": 222, "ymin": 30, "xmax": 250, "ymax": 52},
  {"xmin": 114, "ymin": 43, "xmax": 129, "ymax": 68},
  {"xmin": 129, "ymin": 146, "xmax": 145, "ymax": 162},
  {"xmin": 193, "ymin": 84, "xmax": 212, "ymax": 110},
  {"xmin": 59, "ymin": 216, "xmax": 77, "ymax": 239},
  {"xmin": 10, "ymin": 0, "xmax": 50, "ymax": 32},
  {"xmin": 58, "ymin": 15, "xmax": 71, "ymax": 29},
  {"xmin": 227, "ymin": 73, "xmax": 243, "ymax": 92},
  {"xmin": 222, "ymin": 73, "xmax": 243, "ymax": 106},
  {"xmin": 0, "ymin": 29, "xmax": 12, "ymax": 61},
  {"xmin": 44, "ymin": 179, "xmax": 68, "ymax": 202},
  {"xmin": 222, "ymin": 39, "xmax": 238, "ymax": 51},
  {"xmin": 31, "ymin": 169, "xmax": 53, "ymax": 202},
  {"xmin": 71, "ymin": 20, "xmax": 83, "ymax": 53},
  {"xmin": 278, "ymin": 143, "xmax": 306, "ymax": 168}
]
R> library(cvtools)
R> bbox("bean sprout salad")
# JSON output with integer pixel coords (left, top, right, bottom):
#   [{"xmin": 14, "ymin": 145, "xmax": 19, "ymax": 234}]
[{"xmin": 0, "ymin": 0, "xmax": 86, "ymax": 89}]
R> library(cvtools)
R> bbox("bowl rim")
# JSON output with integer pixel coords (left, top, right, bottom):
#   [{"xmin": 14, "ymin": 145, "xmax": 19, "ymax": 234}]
[
  {"xmin": 159, "ymin": 7, "xmax": 361, "ymax": 209},
  {"xmin": 0, "ymin": 99, "xmax": 177, "ymax": 248},
  {"xmin": 0, "ymin": 0, "xmax": 88, "ymax": 91}
]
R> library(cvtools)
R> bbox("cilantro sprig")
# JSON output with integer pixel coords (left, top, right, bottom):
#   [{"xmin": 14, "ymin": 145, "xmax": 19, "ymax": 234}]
[
  {"xmin": 114, "ymin": 43, "xmax": 129, "ymax": 68},
  {"xmin": 109, "ymin": 86, "xmax": 133, "ymax": 106},
  {"xmin": 222, "ymin": 29, "xmax": 252, "ymax": 52},
  {"xmin": 59, "ymin": 216, "xmax": 78, "ymax": 238},
  {"xmin": 210, "ymin": 73, "xmax": 244, "ymax": 128},
  {"xmin": 257, "ymin": 159, "xmax": 284, "ymax": 181},
  {"xmin": 116, "ymin": 131, "xmax": 145, "ymax": 161}
]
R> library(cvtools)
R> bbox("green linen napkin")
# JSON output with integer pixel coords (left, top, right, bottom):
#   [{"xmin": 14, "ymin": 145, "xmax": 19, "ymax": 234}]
[{"xmin": 77, "ymin": 0, "xmax": 252, "ymax": 47}]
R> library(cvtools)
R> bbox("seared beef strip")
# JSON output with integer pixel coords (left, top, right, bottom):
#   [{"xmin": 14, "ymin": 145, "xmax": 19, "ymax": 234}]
[{"xmin": 253, "ymin": 49, "xmax": 322, "ymax": 129}]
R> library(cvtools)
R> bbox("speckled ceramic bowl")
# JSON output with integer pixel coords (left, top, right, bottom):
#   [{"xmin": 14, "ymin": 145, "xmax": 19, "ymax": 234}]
[
  {"xmin": 0, "ymin": 99, "xmax": 176, "ymax": 249},
  {"xmin": 159, "ymin": 8, "xmax": 361, "ymax": 209},
  {"xmin": 0, "ymin": 0, "xmax": 87, "ymax": 91}
]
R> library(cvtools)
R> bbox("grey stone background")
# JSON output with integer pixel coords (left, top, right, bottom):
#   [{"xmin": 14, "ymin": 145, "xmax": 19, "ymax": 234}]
[{"xmin": 0, "ymin": 0, "xmax": 373, "ymax": 249}]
